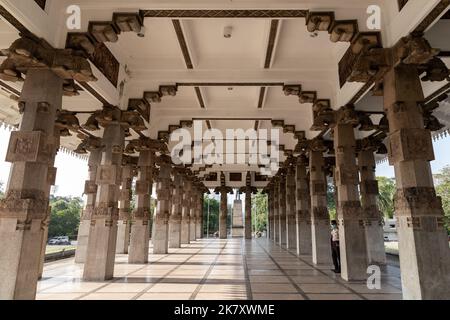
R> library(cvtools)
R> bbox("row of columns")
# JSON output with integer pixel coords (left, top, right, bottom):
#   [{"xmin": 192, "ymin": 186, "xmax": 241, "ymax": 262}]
[
  {"xmin": 0, "ymin": 65, "xmax": 207, "ymax": 299},
  {"xmin": 266, "ymin": 65, "xmax": 450, "ymax": 299}
]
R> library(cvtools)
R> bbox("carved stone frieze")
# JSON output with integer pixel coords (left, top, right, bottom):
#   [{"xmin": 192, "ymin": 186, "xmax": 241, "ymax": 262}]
[
  {"xmin": 6, "ymin": 131, "xmax": 54, "ymax": 164},
  {"xmin": 387, "ymin": 128, "xmax": 434, "ymax": 165},
  {"xmin": 0, "ymin": 189, "xmax": 49, "ymax": 220},
  {"xmin": 96, "ymin": 165, "xmax": 121, "ymax": 185},
  {"xmin": 0, "ymin": 35, "xmax": 96, "ymax": 82}
]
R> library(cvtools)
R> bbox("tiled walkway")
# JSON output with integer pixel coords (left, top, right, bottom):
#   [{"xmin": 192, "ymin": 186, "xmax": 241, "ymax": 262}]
[{"xmin": 37, "ymin": 238, "xmax": 403, "ymax": 300}]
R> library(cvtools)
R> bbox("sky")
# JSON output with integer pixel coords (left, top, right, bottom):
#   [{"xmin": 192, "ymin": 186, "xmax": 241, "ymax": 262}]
[{"xmin": 0, "ymin": 126, "xmax": 448, "ymax": 198}]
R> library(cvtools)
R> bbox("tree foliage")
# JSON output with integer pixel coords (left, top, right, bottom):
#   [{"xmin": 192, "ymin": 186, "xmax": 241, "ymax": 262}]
[
  {"xmin": 377, "ymin": 177, "xmax": 396, "ymax": 219},
  {"xmin": 434, "ymin": 166, "xmax": 450, "ymax": 233},
  {"xmin": 252, "ymin": 191, "xmax": 268, "ymax": 233},
  {"xmin": 48, "ymin": 196, "xmax": 83, "ymax": 239}
]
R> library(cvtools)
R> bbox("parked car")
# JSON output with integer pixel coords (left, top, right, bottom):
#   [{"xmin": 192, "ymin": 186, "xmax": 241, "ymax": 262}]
[{"xmin": 48, "ymin": 236, "xmax": 71, "ymax": 245}]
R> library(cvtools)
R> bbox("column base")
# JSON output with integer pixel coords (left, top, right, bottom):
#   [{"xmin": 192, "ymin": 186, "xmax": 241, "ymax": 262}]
[
  {"xmin": 75, "ymin": 220, "xmax": 90, "ymax": 263},
  {"xmin": 129, "ymin": 220, "xmax": 150, "ymax": 263},
  {"xmin": 339, "ymin": 220, "xmax": 368, "ymax": 281},
  {"xmin": 180, "ymin": 220, "xmax": 190, "ymax": 244},
  {"xmin": 153, "ymin": 220, "xmax": 169, "ymax": 254},
  {"xmin": 286, "ymin": 217, "xmax": 297, "ymax": 251},
  {"xmin": 116, "ymin": 220, "xmax": 131, "ymax": 254},
  {"xmin": 231, "ymin": 226, "xmax": 244, "ymax": 238},
  {"xmin": 311, "ymin": 221, "xmax": 332, "ymax": 265},
  {"xmin": 296, "ymin": 220, "xmax": 312, "ymax": 256},
  {"xmin": 0, "ymin": 218, "xmax": 43, "ymax": 300},
  {"xmin": 397, "ymin": 216, "xmax": 450, "ymax": 300},
  {"xmin": 169, "ymin": 218, "xmax": 182, "ymax": 248},
  {"xmin": 83, "ymin": 219, "xmax": 117, "ymax": 281},
  {"xmin": 364, "ymin": 221, "xmax": 386, "ymax": 265},
  {"xmin": 189, "ymin": 222, "xmax": 196, "ymax": 241}
]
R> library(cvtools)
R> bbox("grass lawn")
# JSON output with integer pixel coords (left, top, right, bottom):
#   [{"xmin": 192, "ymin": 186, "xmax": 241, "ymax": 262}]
[{"xmin": 45, "ymin": 245, "xmax": 76, "ymax": 254}]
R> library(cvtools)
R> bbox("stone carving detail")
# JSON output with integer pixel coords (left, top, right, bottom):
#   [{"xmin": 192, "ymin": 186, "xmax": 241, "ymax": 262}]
[
  {"xmin": 6, "ymin": 131, "xmax": 53, "ymax": 164},
  {"xmin": 93, "ymin": 202, "xmax": 119, "ymax": 219},
  {"xmin": 96, "ymin": 165, "xmax": 121, "ymax": 185},
  {"xmin": 394, "ymin": 187, "xmax": 444, "ymax": 214},
  {"xmin": 0, "ymin": 189, "xmax": 49, "ymax": 220},
  {"xmin": 0, "ymin": 35, "xmax": 96, "ymax": 82},
  {"xmin": 335, "ymin": 167, "xmax": 359, "ymax": 185},
  {"xmin": 388, "ymin": 128, "xmax": 434, "ymax": 165}
]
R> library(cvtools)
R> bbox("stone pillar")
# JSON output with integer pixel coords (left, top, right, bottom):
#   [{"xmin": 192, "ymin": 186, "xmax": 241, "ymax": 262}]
[
  {"xmin": 75, "ymin": 149, "xmax": 102, "ymax": 263},
  {"xmin": 295, "ymin": 155, "xmax": 312, "ymax": 256},
  {"xmin": 129, "ymin": 150, "xmax": 153, "ymax": 263},
  {"xmin": 286, "ymin": 165, "xmax": 297, "ymax": 251},
  {"xmin": 180, "ymin": 177, "xmax": 191, "ymax": 244},
  {"xmin": 309, "ymin": 149, "xmax": 332, "ymax": 265},
  {"xmin": 244, "ymin": 190, "xmax": 252, "ymax": 240},
  {"xmin": 272, "ymin": 179, "xmax": 279, "ymax": 243},
  {"xmin": 219, "ymin": 188, "xmax": 228, "ymax": 239},
  {"xmin": 169, "ymin": 170, "xmax": 183, "ymax": 248},
  {"xmin": 83, "ymin": 114, "xmax": 125, "ymax": 281},
  {"xmin": 189, "ymin": 186, "xmax": 196, "ymax": 242},
  {"xmin": 0, "ymin": 70, "xmax": 62, "ymax": 300},
  {"xmin": 384, "ymin": 64, "xmax": 450, "ymax": 299},
  {"xmin": 153, "ymin": 156, "xmax": 171, "ymax": 254},
  {"xmin": 267, "ymin": 189, "xmax": 273, "ymax": 240},
  {"xmin": 358, "ymin": 149, "xmax": 386, "ymax": 265},
  {"xmin": 0, "ymin": 69, "xmax": 63, "ymax": 299},
  {"xmin": 38, "ymin": 129, "xmax": 60, "ymax": 278},
  {"xmin": 278, "ymin": 174, "xmax": 287, "ymax": 247},
  {"xmin": 334, "ymin": 113, "xmax": 368, "ymax": 281},
  {"xmin": 195, "ymin": 190, "xmax": 203, "ymax": 239},
  {"xmin": 116, "ymin": 165, "xmax": 133, "ymax": 254}
]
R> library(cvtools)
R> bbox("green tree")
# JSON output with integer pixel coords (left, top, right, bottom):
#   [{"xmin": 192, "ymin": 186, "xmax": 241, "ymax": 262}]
[
  {"xmin": 203, "ymin": 194, "xmax": 220, "ymax": 236},
  {"xmin": 327, "ymin": 182, "xmax": 337, "ymax": 220},
  {"xmin": 377, "ymin": 177, "xmax": 396, "ymax": 219},
  {"xmin": 252, "ymin": 191, "xmax": 268, "ymax": 233},
  {"xmin": 48, "ymin": 196, "xmax": 83, "ymax": 239},
  {"xmin": 434, "ymin": 166, "xmax": 450, "ymax": 234}
]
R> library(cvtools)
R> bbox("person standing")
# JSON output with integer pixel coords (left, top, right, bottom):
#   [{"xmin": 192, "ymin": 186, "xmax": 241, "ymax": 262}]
[{"xmin": 330, "ymin": 220, "xmax": 341, "ymax": 273}]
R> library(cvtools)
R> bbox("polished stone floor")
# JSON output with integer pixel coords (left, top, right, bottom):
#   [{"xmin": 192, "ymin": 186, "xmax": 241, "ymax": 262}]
[{"xmin": 37, "ymin": 238, "xmax": 403, "ymax": 300}]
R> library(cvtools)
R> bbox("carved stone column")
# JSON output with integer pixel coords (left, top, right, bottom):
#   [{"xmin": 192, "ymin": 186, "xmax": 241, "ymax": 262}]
[
  {"xmin": 0, "ymin": 70, "xmax": 63, "ymax": 299},
  {"xmin": 189, "ymin": 185, "xmax": 196, "ymax": 242},
  {"xmin": 334, "ymin": 107, "xmax": 368, "ymax": 281},
  {"xmin": 296, "ymin": 155, "xmax": 312, "ymax": 256},
  {"xmin": 75, "ymin": 148, "xmax": 102, "ymax": 263},
  {"xmin": 278, "ymin": 173, "xmax": 287, "ymax": 247},
  {"xmin": 83, "ymin": 113, "xmax": 125, "ymax": 281},
  {"xmin": 242, "ymin": 172, "xmax": 253, "ymax": 240},
  {"xmin": 195, "ymin": 189, "xmax": 203, "ymax": 239},
  {"xmin": 38, "ymin": 129, "xmax": 60, "ymax": 279},
  {"xmin": 129, "ymin": 150, "xmax": 153, "ymax": 263},
  {"xmin": 153, "ymin": 155, "xmax": 171, "ymax": 254},
  {"xmin": 272, "ymin": 178, "xmax": 279, "ymax": 244},
  {"xmin": 384, "ymin": 64, "xmax": 450, "ymax": 299},
  {"xmin": 219, "ymin": 188, "xmax": 228, "ymax": 239},
  {"xmin": 116, "ymin": 165, "xmax": 133, "ymax": 254},
  {"xmin": 358, "ymin": 149, "xmax": 386, "ymax": 265},
  {"xmin": 286, "ymin": 164, "xmax": 297, "ymax": 250},
  {"xmin": 180, "ymin": 176, "xmax": 191, "ymax": 244},
  {"xmin": 169, "ymin": 169, "xmax": 183, "ymax": 248},
  {"xmin": 266, "ymin": 188, "xmax": 273, "ymax": 241},
  {"xmin": 309, "ymin": 149, "xmax": 332, "ymax": 265}
]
